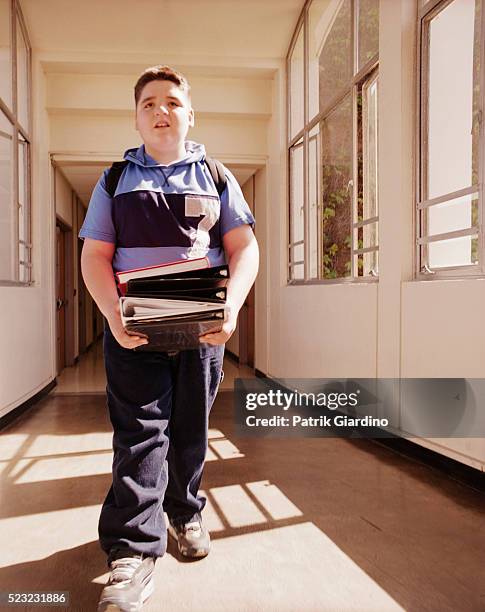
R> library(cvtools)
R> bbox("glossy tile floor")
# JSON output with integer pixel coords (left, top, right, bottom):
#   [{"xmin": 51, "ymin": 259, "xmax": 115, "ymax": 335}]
[{"xmin": 0, "ymin": 340, "xmax": 484, "ymax": 611}]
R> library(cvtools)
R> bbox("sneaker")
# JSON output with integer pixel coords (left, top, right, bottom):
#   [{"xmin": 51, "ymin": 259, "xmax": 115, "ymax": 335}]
[
  {"xmin": 168, "ymin": 516, "xmax": 210, "ymax": 558},
  {"xmin": 97, "ymin": 552, "xmax": 155, "ymax": 612}
]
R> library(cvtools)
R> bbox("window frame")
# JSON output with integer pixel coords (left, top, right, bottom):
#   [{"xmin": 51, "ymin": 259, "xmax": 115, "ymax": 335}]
[
  {"xmin": 416, "ymin": 0, "xmax": 485, "ymax": 279},
  {"xmin": 0, "ymin": 0, "xmax": 32, "ymax": 286},
  {"xmin": 287, "ymin": 17, "xmax": 306, "ymax": 282},
  {"xmin": 287, "ymin": 0, "xmax": 379, "ymax": 285}
]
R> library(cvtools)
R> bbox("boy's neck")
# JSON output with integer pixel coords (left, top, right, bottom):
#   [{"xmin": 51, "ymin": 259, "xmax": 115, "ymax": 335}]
[{"xmin": 144, "ymin": 143, "xmax": 187, "ymax": 165}]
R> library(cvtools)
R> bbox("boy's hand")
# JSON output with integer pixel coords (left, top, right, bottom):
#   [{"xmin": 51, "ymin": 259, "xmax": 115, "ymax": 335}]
[
  {"xmin": 199, "ymin": 305, "xmax": 237, "ymax": 346},
  {"xmin": 107, "ymin": 303, "xmax": 149, "ymax": 350}
]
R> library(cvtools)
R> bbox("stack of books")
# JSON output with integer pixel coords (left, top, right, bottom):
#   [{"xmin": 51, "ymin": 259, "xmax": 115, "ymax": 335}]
[{"xmin": 116, "ymin": 257, "xmax": 229, "ymax": 351}]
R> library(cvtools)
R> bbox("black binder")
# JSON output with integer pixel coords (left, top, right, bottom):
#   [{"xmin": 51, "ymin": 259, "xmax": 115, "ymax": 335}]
[{"xmin": 119, "ymin": 263, "xmax": 229, "ymax": 351}]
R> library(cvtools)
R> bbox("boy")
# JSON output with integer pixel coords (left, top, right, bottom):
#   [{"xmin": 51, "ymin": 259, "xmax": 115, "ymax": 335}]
[{"xmin": 79, "ymin": 65, "xmax": 258, "ymax": 612}]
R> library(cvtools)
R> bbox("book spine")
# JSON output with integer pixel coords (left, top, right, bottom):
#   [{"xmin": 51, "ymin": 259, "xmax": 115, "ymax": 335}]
[
  {"xmin": 116, "ymin": 256, "xmax": 211, "ymax": 284},
  {"xmin": 118, "ymin": 281, "xmax": 127, "ymax": 296}
]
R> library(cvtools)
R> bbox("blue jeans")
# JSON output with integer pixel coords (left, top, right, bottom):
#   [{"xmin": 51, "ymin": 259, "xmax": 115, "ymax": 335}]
[{"xmin": 99, "ymin": 323, "xmax": 224, "ymax": 562}]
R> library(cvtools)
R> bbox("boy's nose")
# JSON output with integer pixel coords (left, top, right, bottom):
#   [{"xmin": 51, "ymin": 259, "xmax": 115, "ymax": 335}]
[{"xmin": 155, "ymin": 105, "xmax": 169, "ymax": 115}]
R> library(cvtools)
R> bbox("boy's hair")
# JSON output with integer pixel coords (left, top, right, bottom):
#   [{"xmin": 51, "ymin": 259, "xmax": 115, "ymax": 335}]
[{"xmin": 134, "ymin": 65, "xmax": 191, "ymax": 105}]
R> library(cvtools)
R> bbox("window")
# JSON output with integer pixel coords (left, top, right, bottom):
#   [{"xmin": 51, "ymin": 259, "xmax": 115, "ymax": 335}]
[
  {"xmin": 417, "ymin": 0, "xmax": 483, "ymax": 276},
  {"xmin": 288, "ymin": 0, "xmax": 379, "ymax": 282},
  {"xmin": 0, "ymin": 0, "xmax": 32, "ymax": 284}
]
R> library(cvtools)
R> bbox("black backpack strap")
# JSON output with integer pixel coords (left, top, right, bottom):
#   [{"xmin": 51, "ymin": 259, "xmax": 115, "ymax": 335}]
[
  {"xmin": 105, "ymin": 160, "xmax": 129, "ymax": 197},
  {"xmin": 204, "ymin": 157, "xmax": 227, "ymax": 197}
]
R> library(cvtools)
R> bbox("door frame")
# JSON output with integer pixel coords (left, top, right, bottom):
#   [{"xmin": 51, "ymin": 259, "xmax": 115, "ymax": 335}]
[{"xmin": 53, "ymin": 158, "xmax": 76, "ymax": 373}]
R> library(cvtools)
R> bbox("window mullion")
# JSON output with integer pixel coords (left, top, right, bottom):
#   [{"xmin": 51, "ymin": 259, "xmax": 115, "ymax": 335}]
[
  {"xmin": 13, "ymin": 119, "xmax": 19, "ymax": 281},
  {"xmin": 351, "ymin": 83, "xmax": 358, "ymax": 277},
  {"xmin": 419, "ymin": 10, "xmax": 430, "ymax": 273},
  {"xmin": 317, "ymin": 125, "xmax": 322, "ymax": 279},
  {"xmin": 11, "ymin": 0, "xmax": 17, "ymax": 121},
  {"xmin": 303, "ymin": 8, "xmax": 309, "ymax": 281},
  {"xmin": 352, "ymin": 0, "xmax": 358, "ymax": 77}
]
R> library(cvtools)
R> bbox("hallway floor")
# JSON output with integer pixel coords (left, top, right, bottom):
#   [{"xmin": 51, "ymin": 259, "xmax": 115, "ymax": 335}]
[{"xmin": 0, "ymin": 342, "xmax": 484, "ymax": 611}]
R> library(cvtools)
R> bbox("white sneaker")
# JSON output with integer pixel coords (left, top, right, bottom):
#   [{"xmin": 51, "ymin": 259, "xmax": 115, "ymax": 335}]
[
  {"xmin": 168, "ymin": 517, "xmax": 210, "ymax": 558},
  {"xmin": 97, "ymin": 554, "xmax": 155, "ymax": 612}
]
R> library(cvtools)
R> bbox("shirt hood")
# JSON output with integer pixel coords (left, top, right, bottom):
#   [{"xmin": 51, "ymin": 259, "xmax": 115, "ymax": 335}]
[{"xmin": 123, "ymin": 140, "xmax": 206, "ymax": 168}]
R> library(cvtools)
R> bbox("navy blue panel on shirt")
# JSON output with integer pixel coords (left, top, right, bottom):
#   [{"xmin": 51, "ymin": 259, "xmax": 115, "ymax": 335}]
[{"xmin": 112, "ymin": 191, "xmax": 222, "ymax": 249}]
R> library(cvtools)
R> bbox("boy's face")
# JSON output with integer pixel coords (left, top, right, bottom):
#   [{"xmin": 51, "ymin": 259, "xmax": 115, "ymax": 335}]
[{"xmin": 135, "ymin": 79, "xmax": 194, "ymax": 153}]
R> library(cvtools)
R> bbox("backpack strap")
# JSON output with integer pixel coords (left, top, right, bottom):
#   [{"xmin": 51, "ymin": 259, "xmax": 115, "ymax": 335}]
[
  {"xmin": 105, "ymin": 160, "xmax": 129, "ymax": 197},
  {"xmin": 104, "ymin": 157, "xmax": 227, "ymax": 198},
  {"xmin": 204, "ymin": 157, "xmax": 227, "ymax": 197}
]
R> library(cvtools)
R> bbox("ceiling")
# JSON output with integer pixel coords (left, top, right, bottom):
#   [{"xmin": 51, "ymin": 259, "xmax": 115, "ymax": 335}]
[
  {"xmin": 23, "ymin": 0, "xmax": 304, "ymax": 201},
  {"xmin": 21, "ymin": 0, "xmax": 303, "ymax": 62}
]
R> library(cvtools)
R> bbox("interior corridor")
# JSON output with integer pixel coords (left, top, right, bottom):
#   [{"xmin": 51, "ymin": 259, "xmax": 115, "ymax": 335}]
[{"xmin": 0, "ymin": 343, "xmax": 484, "ymax": 612}]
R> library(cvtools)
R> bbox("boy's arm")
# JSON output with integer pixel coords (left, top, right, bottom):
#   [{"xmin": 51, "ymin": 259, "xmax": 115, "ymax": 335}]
[
  {"xmin": 80, "ymin": 238, "xmax": 148, "ymax": 349},
  {"xmin": 199, "ymin": 225, "xmax": 259, "ymax": 346}
]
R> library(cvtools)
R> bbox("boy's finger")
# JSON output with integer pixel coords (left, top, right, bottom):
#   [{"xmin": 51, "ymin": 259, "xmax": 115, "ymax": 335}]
[{"xmin": 199, "ymin": 333, "xmax": 216, "ymax": 341}]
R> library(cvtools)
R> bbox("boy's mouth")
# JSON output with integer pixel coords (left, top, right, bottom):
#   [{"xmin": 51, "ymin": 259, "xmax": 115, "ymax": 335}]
[{"xmin": 154, "ymin": 122, "xmax": 170, "ymax": 128}]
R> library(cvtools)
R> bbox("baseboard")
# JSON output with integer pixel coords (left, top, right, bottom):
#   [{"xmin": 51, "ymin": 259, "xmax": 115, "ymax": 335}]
[
  {"xmin": 374, "ymin": 437, "xmax": 484, "ymax": 493},
  {"xmin": 0, "ymin": 379, "xmax": 57, "ymax": 432},
  {"xmin": 255, "ymin": 368, "xmax": 267, "ymax": 378}
]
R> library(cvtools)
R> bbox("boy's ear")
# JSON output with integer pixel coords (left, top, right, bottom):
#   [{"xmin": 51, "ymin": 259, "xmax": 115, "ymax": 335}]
[{"xmin": 189, "ymin": 107, "xmax": 195, "ymax": 128}]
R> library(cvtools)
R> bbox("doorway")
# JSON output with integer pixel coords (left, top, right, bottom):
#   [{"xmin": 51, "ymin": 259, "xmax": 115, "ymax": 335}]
[{"xmin": 56, "ymin": 222, "xmax": 67, "ymax": 374}]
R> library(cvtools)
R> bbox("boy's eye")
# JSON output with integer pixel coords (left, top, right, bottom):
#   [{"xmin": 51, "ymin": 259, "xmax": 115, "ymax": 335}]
[
  {"xmin": 169, "ymin": 101, "xmax": 179, "ymax": 107},
  {"xmin": 144, "ymin": 103, "xmax": 153, "ymax": 109}
]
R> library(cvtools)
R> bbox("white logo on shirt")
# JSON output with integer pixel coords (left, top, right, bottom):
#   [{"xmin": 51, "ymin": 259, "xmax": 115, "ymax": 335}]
[{"xmin": 185, "ymin": 196, "xmax": 220, "ymax": 257}]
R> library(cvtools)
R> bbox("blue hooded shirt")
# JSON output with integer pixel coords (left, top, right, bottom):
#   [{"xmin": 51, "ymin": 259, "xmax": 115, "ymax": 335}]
[{"xmin": 79, "ymin": 140, "xmax": 255, "ymax": 273}]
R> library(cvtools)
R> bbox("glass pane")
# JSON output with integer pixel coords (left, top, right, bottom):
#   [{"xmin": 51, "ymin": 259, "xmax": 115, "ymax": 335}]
[
  {"xmin": 18, "ymin": 136, "xmax": 29, "ymax": 282},
  {"xmin": 355, "ymin": 249, "xmax": 379, "ymax": 277},
  {"xmin": 354, "ymin": 221, "xmax": 378, "ymax": 276},
  {"xmin": 309, "ymin": 0, "xmax": 352, "ymax": 119},
  {"xmin": 426, "ymin": 0, "xmax": 481, "ymax": 199},
  {"xmin": 290, "ymin": 141, "xmax": 304, "ymax": 249},
  {"xmin": 291, "ymin": 263, "xmax": 304, "ymax": 280},
  {"xmin": 0, "ymin": 127, "xmax": 13, "ymax": 281},
  {"xmin": 0, "ymin": 107, "xmax": 12, "ymax": 133},
  {"xmin": 354, "ymin": 221, "xmax": 378, "ymax": 248},
  {"xmin": 289, "ymin": 26, "xmax": 304, "ymax": 139},
  {"xmin": 293, "ymin": 243, "xmax": 304, "ymax": 261},
  {"xmin": 363, "ymin": 249, "xmax": 378, "ymax": 276},
  {"xmin": 18, "ymin": 136, "xmax": 26, "ymax": 242},
  {"xmin": 362, "ymin": 73, "xmax": 378, "ymax": 220},
  {"xmin": 0, "ymin": 0, "xmax": 11, "ymax": 108},
  {"xmin": 308, "ymin": 124, "xmax": 319, "ymax": 278},
  {"xmin": 426, "ymin": 192, "xmax": 478, "ymax": 237},
  {"xmin": 320, "ymin": 95, "xmax": 352, "ymax": 279},
  {"xmin": 471, "ymin": 0, "xmax": 481, "ymax": 187},
  {"xmin": 16, "ymin": 16, "xmax": 29, "ymax": 132},
  {"xmin": 428, "ymin": 235, "xmax": 478, "ymax": 268},
  {"xmin": 358, "ymin": 0, "xmax": 379, "ymax": 70}
]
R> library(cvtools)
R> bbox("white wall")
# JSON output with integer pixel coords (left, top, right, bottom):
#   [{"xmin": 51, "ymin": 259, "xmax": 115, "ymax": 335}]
[
  {"xmin": 253, "ymin": 167, "xmax": 269, "ymax": 374},
  {"xmin": 49, "ymin": 114, "xmax": 268, "ymax": 162},
  {"xmin": 0, "ymin": 55, "xmax": 56, "ymax": 418},
  {"xmin": 54, "ymin": 168, "xmax": 72, "ymax": 226}
]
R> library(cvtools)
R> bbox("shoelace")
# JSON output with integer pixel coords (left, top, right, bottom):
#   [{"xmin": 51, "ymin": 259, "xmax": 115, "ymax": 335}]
[{"xmin": 109, "ymin": 557, "xmax": 143, "ymax": 584}]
